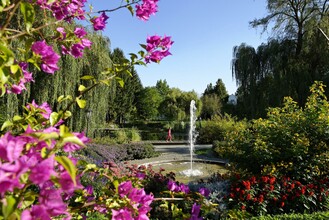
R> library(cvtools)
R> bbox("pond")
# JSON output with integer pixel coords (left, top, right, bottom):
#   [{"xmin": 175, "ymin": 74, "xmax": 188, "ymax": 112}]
[{"xmin": 147, "ymin": 160, "xmax": 227, "ymax": 184}]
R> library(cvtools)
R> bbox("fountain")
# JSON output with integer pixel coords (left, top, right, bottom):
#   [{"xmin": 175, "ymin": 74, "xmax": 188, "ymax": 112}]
[
  {"xmin": 136, "ymin": 100, "xmax": 227, "ymax": 184},
  {"xmin": 180, "ymin": 100, "xmax": 202, "ymax": 177}
]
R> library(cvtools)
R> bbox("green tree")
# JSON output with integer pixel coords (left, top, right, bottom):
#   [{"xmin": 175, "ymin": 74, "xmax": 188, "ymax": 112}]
[
  {"xmin": 136, "ymin": 87, "xmax": 162, "ymax": 120},
  {"xmin": 109, "ymin": 48, "xmax": 143, "ymax": 125}
]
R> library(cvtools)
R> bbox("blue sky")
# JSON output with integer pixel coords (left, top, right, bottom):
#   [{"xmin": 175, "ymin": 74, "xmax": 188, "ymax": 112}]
[{"xmin": 91, "ymin": 0, "xmax": 270, "ymax": 95}]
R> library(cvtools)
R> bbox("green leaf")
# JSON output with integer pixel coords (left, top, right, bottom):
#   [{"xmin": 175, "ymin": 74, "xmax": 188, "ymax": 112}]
[
  {"xmin": 1, "ymin": 120, "xmax": 13, "ymax": 131},
  {"xmin": 55, "ymin": 156, "xmax": 77, "ymax": 185},
  {"xmin": 126, "ymin": 5, "xmax": 134, "ymax": 16},
  {"xmin": 57, "ymin": 95, "xmax": 64, "ymax": 102},
  {"xmin": 10, "ymin": 64, "xmax": 20, "ymax": 74},
  {"xmin": 139, "ymin": 44, "xmax": 147, "ymax": 50},
  {"xmin": 113, "ymin": 179, "xmax": 119, "ymax": 193},
  {"xmin": 41, "ymin": 147, "xmax": 47, "ymax": 158},
  {"xmin": 78, "ymin": 85, "xmax": 86, "ymax": 92},
  {"xmin": 76, "ymin": 98, "xmax": 86, "ymax": 109},
  {"xmin": 20, "ymin": 191, "xmax": 36, "ymax": 209},
  {"xmin": 20, "ymin": 2, "xmax": 35, "ymax": 32},
  {"xmin": 50, "ymin": 112, "xmax": 59, "ymax": 126},
  {"xmin": 115, "ymin": 77, "xmax": 124, "ymax": 88},
  {"xmin": 13, "ymin": 115, "xmax": 23, "ymax": 121},
  {"xmin": 63, "ymin": 111, "xmax": 72, "ymax": 119},
  {"xmin": 80, "ymin": 75, "xmax": 94, "ymax": 80},
  {"xmin": 62, "ymin": 135, "xmax": 85, "ymax": 148},
  {"xmin": 0, "ymin": 45, "xmax": 14, "ymax": 66},
  {"xmin": 2, "ymin": 195, "xmax": 17, "ymax": 219}
]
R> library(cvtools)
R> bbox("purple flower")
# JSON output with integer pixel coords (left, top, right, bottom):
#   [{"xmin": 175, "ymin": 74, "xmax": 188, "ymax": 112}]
[
  {"xmin": 56, "ymin": 27, "xmax": 66, "ymax": 40},
  {"xmin": 59, "ymin": 171, "xmax": 83, "ymax": 195},
  {"xmin": 135, "ymin": 0, "xmax": 158, "ymax": 21},
  {"xmin": 21, "ymin": 205, "xmax": 51, "ymax": 220},
  {"xmin": 70, "ymin": 43, "xmax": 84, "ymax": 58},
  {"xmin": 74, "ymin": 27, "xmax": 87, "ymax": 38},
  {"xmin": 29, "ymin": 156, "xmax": 55, "ymax": 185},
  {"xmin": 28, "ymin": 100, "xmax": 52, "ymax": 119},
  {"xmin": 179, "ymin": 183, "xmax": 190, "ymax": 194},
  {"xmin": 139, "ymin": 193, "xmax": 154, "ymax": 206},
  {"xmin": 39, "ymin": 188, "xmax": 69, "ymax": 217},
  {"xmin": 199, "ymin": 187, "xmax": 211, "ymax": 197},
  {"xmin": 128, "ymin": 188, "xmax": 145, "ymax": 203},
  {"xmin": 81, "ymin": 38, "xmax": 92, "ymax": 48},
  {"xmin": 118, "ymin": 180, "xmax": 133, "ymax": 197},
  {"xmin": 167, "ymin": 179, "xmax": 178, "ymax": 192},
  {"xmin": 111, "ymin": 208, "xmax": 133, "ymax": 220},
  {"xmin": 144, "ymin": 35, "xmax": 174, "ymax": 63},
  {"xmin": 91, "ymin": 12, "xmax": 109, "ymax": 31},
  {"xmin": 190, "ymin": 203, "xmax": 202, "ymax": 220},
  {"xmin": 31, "ymin": 40, "xmax": 60, "ymax": 74},
  {"xmin": 0, "ymin": 132, "xmax": 25, "ymax": 162}
]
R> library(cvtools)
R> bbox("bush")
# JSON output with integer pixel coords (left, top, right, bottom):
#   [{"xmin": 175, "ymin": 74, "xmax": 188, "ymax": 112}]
[
  {"xmin": 226, "ymin": 174, "xmax": 329, "ymax": 216},
  {"xmin": 78, "ymin": 142, "xmax": 160, "ymax": 165},
  {"xmin": 220, "ymin": 82, "xmax": 329, "ymax": 179},
  {"xmin": 92, "ymin": 127, "xmax": 141, "ymax": 144},
  {"xmin": 197, "ymin": 114, "xmax": 247, "ymax": 144}
]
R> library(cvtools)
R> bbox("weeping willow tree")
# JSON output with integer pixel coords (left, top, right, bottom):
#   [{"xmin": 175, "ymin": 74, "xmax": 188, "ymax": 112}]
[
  {"xmin": 0, "ymin": 14, "xmax": 116, "ymax": 134},
  {"xmin": 232, "ymin": 0, "xmax": 329, "ymax": 119}
]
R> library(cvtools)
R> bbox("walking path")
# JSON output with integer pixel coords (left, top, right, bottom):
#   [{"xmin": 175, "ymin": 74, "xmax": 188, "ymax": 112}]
[{"xmin": 127, "ymin": 144, "xmax": 227, "ymax": 166}]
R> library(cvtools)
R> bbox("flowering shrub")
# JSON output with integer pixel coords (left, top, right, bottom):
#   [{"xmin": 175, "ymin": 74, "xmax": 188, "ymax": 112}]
[
  {"xmin": 220, "ymin": 82, "xmax": 329, "ymax": 180},
  {"xmin": 0, "ymin": 0, "xmax": 177, "ymax": 219},
  {"xmin": 226, "ymin": 174, "xmax": 329, "ymax": 216}
]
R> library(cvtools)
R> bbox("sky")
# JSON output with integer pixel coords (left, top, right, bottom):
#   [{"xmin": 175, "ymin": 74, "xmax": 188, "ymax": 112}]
[{"xmin": 91, "ymin": 0, "xmax": 270, "ymax": 96}]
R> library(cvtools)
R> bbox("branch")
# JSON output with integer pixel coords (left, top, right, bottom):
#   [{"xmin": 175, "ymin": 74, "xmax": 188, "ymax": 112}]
[
  {"xmin": 1, "ymin": 1, "xmax": 21, "ymax": 31},
  {"xmin": 98, "ymin": 0, "xmax": 142, "ymax": 13},
  {"xmin": 318, "ymin": 27, "xmax": 329, "ymax": 41}
]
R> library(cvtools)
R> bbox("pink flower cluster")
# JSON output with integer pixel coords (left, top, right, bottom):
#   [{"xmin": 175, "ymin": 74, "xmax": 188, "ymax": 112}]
[
  {"xmin": 59, "ymin": 27, "xmax": 93, "ymax": 58},
  {"xmin": 136, "ymin": 0, "xmax": 158, "ymax": 21},
  {"xmin": 112, "ymin": 180, "xmax": 154, "ymax": 219},
  {"xmin": 7, "ymin": 62, "xmax": 34, "ymax": 94},
  {"xmin": 167, "ymin": 179, "xmax": 190, "ymax": 194},
  {"xmin": 91, "ymin": 12, "xmax": 109, "ymax": 31},
  {"xmin": 36, "ymin": 0, "xmax": 87, "ymax": 21},
  {"xmin": 0, "ymin": 101, "xmax": 89, "ymax": 219},
  {"xmin": 145, "ymin": 35, "xmax": 174, "ymax": 63},
  {"xmin": 31, "ymin": 40, "xmax": 60, "ymax": 74}
]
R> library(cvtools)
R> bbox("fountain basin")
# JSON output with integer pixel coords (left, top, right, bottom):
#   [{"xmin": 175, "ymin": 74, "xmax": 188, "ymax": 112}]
[{"xmin": 142, "ymin": 159, "xmax": 227, "ymax": 184}]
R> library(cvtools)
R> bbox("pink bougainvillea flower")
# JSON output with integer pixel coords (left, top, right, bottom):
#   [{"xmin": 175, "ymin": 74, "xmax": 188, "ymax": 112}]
[
  {"xmin": 39, "ymin": 188, "xmax": 69, "ymax": 217},
  {"xmin": 135, "ymin": 0, "xmax": 158, "ymax": 21},
  {"xmin": 0, "ymin": 132, "xmax": 25, "ymax": 162},
  {"xmin": 81, "ymin": 38, "xmax": 92, "ymax": 48},
  {"xmin": 167, "ymin": 179, "xmax": 178, "ymax": 192},
  {"xmin": 91, "ymin": 12, "xmax": 109, "ymax": 31},
  {"xmin": 31, "ymin": 40, "xmax": 60, "ymax": 74},
  {"xmin": 139, "ymin": 193, "xmax": 154, "ymax": 207},
  {"xmin": 29, "ymin": 155, "xmax": 56, "ymax": 185},
  {"xmin": 199, "ymin": 187, "xmax": 211, "ymax": 197},
  {"xmin": 74, "ymin": 27, "xmax": 87, "ymax": 38},
  {"xmin": 179, "ymin": 183, "xmax": 190, "ymax": 194},
  {"xmin": 21, "ymin": 205, "xmax": 51, "ymax": 220},
  {"xmin": 28, "ymin": 100, "xmax": 52, "ymax": 119},
  {"xmin": 144, "ymin": 35, "xmax": 174, "ymax": 63},
  {"xmin": 190, "ymin": 203, "xmax": 202, "ymax": 220},
  {"xmin": 118, "ymin": 180, "xmax": 133, "ymax": 197},
  {"xmin": 70, "ymin": 43, "xmax": 84, "ymax": 58},
  {"xmin": 63, "ymin": 131, "xmax": 89, "ymax": 152},
  {"xmin": 111, "ymin": 208, "xmax": 133, "ymax": 220},
  {"xmin": 59, "ymin": 171, "xmax": 83, "ymax": 195},
  {"xmin": 56, "ymin": 27, "xmax": 66, "ymax": 40}
]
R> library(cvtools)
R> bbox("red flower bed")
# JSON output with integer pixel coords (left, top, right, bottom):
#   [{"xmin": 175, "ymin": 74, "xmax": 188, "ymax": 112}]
[{"xmin": 226, "ymin": 175, "xmax": 329, "ymax": 216}]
